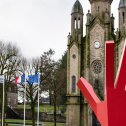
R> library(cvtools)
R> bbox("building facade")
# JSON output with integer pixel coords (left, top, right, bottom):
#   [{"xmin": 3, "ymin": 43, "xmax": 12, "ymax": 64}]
[
  {"xmin": 66, "ymin": 0, "xmax": 126, "ymax": 126},
  {"xmin": 7, "ymin": 83, "xmax": 18, "ymax": 108}
]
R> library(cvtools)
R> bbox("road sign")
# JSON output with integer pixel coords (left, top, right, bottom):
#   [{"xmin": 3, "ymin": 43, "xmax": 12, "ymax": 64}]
[{"xmin": 0, "ymin": 75, "xmax": 4, "ymax": 83}]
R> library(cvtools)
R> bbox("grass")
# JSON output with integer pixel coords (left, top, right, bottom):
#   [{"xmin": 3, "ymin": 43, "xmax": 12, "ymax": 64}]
[
  {"xmin": 17, "ymin": 105, "xmax": 65, "ymax": 112},
  {"xmin": 7, "ymin": 105, "xmax": 66, "ymax": 125},
  {"xmin": 5, "ymin": 119, "xmax": 32, "ymax": 123},
  {"xmin": 5, "ymin": 119, "xmax": 66, "ymax": 126},
  {"xmin": 8, "ymin": 124, "xmax": 23, "ymax": 126}
]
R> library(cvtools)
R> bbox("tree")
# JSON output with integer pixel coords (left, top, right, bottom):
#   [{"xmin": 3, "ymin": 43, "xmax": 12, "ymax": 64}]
[
  {"xmin": 57, "ymin": 51, "xmax": 67, "ymax": 105},
  {"xmin": 39, "ymin": 49, "xmax": 56, "ymax": 105},
  {"xmin": 0, "ymin": 41, "xmax": 21, "ymax": 79},
  {"xmin": 18, "ymin": 49, "xmax": 55, "ymax": 126},
  {"xmin": 52, "ymin": 51, "xmax": 67, "ymax": 126},
  {"xmin": 52, "ymin": 67, "xmax": 67, "ymax": 126},
  {"xmin": 39, "ymin": 51, "xmax": 67, "ymax": 125},
  {"xmin": 0, "ymin": 41, "xmax": 21, "ymax": 125},
  {"xmin": 19, "ymin": 81, "xmax": 39, "ymax": 126},
  {"xmin": 18, "ymin": 57, "xmax": 40, "ymax": 126},
  {"xmin": 59, "ymin": 51, "xmax": 67, "ymax": 69}
]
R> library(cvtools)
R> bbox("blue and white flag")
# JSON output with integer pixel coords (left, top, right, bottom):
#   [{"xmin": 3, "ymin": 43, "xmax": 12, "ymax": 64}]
[{"xmin": 28, "ymin": 74, "xmax": 39, "ymax": 83}]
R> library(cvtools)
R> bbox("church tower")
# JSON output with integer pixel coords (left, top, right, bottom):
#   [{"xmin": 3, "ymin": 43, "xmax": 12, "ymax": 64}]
[
  {"xmin": 66, "ymin": 0, "xmax": 84, "ymax": 126},
  {"xmin": 67, "ymin": 0, "xmax": 116, "ymax": 126},
  {"xmin": 84, "ymin": 0, "xmax": 114, "ymax": 126},
  {"xmin": 86, "ymin": 0, "xmax": 114, "ymax": 98}
]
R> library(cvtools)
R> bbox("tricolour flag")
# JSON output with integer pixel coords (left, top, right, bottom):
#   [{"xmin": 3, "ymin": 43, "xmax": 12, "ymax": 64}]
[
  {"xmin": 0, "ymin": 75, "xmax": 4, "ymax": 83},
  {"xmin": 28, "ymin": 74, "xmax": 39, "ymax": 83},
  {"xmin": 15, "ymin": 74, "xmax": 25, "ymax": 83}
]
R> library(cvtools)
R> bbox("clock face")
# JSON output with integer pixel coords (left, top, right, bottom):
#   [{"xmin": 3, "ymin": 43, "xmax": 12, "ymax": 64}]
[{"xmin": 94, "ymin": 41, "xmax": 100, "ymax": 48}]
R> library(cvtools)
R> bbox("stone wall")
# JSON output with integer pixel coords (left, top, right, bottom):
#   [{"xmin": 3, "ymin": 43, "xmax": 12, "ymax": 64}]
[
  {"xmin": 91, "ymin": 1, "xmax": 111, "ymax": 18},
  {"xmin": 118, "ymin": 38, "xmax": 125, "ymax": 64},
  {"xmin": 7, "ymin": 83, "xmax": 18, "ymax": 108},
  {"xmin": 6, "ymin": 108, "xmax": 66, "ymax": 123},
  {"xmin": 7, "ymin": 93, "xmax": 18, "ymax": 108}
]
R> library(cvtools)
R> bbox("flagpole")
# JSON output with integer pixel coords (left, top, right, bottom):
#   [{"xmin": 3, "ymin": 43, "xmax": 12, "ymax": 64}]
[
  {"xmin": 2, "ymin": 75, "xmax": 4, "ymax": 126},
  {"xmin": 24, "ymin": 76, "xmax": 26, "ymax": 126},
  {"xmin": 37, "ymin": 75, "xmax": 39, "ymax": 126},
  {"xmin": 24, "ymin": 82, "xmax": 26, "ymax": 126}
]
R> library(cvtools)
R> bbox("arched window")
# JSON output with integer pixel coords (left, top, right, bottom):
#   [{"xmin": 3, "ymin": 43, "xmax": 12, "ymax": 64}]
[
  {"xmin": 78, "ymin": 18, "xmax": 80, "ymax": 29},
  {"xmin": 74, "ymin": 18, "xmax": 76, "ymax": 29},
  {"xmin": 122, "ymin": 12, "xmax": 125, "ymax": 23},
  {"xmin": 72, "ymin": 76, "xmax": 76, "ymax": 93}
]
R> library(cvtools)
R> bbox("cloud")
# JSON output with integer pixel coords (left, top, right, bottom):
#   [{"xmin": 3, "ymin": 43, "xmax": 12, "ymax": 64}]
[{"xmin": 0, "ymin": 0, "xmax": 120, "ymax": 60}]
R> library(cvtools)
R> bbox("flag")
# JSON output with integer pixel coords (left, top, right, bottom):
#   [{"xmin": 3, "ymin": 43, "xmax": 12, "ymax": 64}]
[
  {"xmin": 0, "ymin": 75, "xmax": 4, "ymax": 83},
  {"xmin": 15, "ymin": 74, "xmax": 25, "ymax": 83},
  {"xmin": 28, "ymin": 74, "xmax": 39, "ymax": 83}
]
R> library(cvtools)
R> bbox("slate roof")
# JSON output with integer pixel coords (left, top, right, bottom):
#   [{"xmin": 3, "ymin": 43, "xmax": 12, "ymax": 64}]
[{"xmin": 71, "ymin": 0, "xmax": 83, "ymax": 14}]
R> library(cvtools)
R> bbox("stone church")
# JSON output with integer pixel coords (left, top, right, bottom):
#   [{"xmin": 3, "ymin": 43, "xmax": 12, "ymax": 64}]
[{"xmin": 66, "ymin": 0, "xmax": 126, "ymax": 126}]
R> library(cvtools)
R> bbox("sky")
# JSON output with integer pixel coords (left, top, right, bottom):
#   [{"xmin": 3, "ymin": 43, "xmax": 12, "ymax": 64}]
[{"xmin": 0, "ymin": 0, "xmax": 120, "ymax": 60}]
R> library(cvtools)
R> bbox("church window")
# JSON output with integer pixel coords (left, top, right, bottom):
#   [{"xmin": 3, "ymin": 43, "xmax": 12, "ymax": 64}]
[
  {"xmin": 74, "ymin": 18, "xmax": 76, "ymax": 29},
  {"xmin": 78, "ymin": 18, "xmax": 80, "ymax": 29},
  {"xmin": 122, "ymin": 12, "xmax": 125, "ymax": 23},
  {"xmin": 93, "ymin": 61, "xmax": 102, "ymax": 73},
  {"xmin": 72, "ymin": 54, "xmax": 76, "ymax": 59},
  {"xmin": 72, "ymin": 76, "xmax": 76, "ymax": 93}
]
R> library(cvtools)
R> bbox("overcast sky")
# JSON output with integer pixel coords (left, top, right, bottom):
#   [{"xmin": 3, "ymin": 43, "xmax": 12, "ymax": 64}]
[{"xmin": 0, "ymin": 0, "xmax": 120, "ymax": 60}]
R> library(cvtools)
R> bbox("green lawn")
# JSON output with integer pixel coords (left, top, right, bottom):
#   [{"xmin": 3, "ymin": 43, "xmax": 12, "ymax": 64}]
[
  {"xmin": 5, "ymin": 119, "xmax": 32, "ymax": 123},
  {"xmin": 17, "ymin": 105, "xmax": 65, "ymax": 112},
  {"xmin": 5, "ymin": 119, "xmax": 66, "ymax": 126},
  {"xmin": 8, "ymin": 124, "xmax": 23, "ymax": 126},
  {"xmin": 8, "ymin": 105, "xmax": 66, "ymax": 125}
]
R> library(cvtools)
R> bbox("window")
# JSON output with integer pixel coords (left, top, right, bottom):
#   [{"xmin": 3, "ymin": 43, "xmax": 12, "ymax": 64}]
[
  {"xmin": 74, "ymin": 18, "xmax": 76, "ymax": 29},
  {"xmin": 94, "ymin": 79, "xmax": 99, "ymax": 89},
  {"xmin": 92, "ymin": 61, "xmax": 102, "ymax": 73},
  {"xmin": 78, "ymin": 18, "xmax": 80, "ymax": 29},
  {"xmin": 9, "ymin": 87, "xmax": 11, "ymax": 92},
  {"xmin": 8, "ymin": 98, "xmax": 11, "ymax": 106},
  {"xmin": 72, "ymin": 54, "xmax": 76, "ymax": 59},
  {"xmin": 14, "ymin": 99, "xmax": 16, "ymax": 105},
  {"xmin": 122, "ymin": 12, "xmax": 125, "ymax": 23},
  {"xmin": 72, "ymin": 76, "xmax": 76, "ymax": 93}
]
